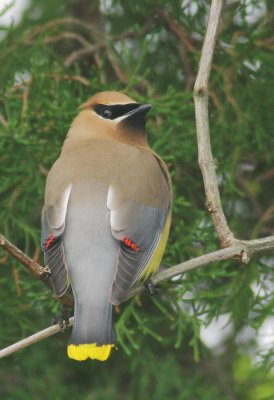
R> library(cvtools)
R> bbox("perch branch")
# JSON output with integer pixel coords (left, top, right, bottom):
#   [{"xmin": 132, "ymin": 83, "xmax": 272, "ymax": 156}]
[
  {"xmin": 0, "ymin": 234, "xmax": 48, "ymax": 279},
  {"xmin": 0, "ymin": 318, "xmax": 74, "ymax": 359},
  {"xmin": 127, "ymin": 235, "xmax": 274, "ymax": 299},
  {"xmin": 1, "ymin": 234, "xmax": 274, "ymax": 359},
  {"xmin": 193, "ymin": 0, "xmax": 235, "ymax": 247},
  {"xmin": 0, "ymin": 234, "xmax": 73, "ymax": 308}
]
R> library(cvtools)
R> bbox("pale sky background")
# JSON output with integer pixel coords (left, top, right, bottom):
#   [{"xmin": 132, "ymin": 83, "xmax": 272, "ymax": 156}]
[{"xmin": 0, "ymin": 0, "xmax": 29, "ymax": 27}]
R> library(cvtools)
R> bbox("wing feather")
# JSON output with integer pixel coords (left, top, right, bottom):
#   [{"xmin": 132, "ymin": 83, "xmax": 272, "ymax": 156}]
[
  {"xmin": 109, "ymin": 154, "xmax": 172, "ymax": 305},
  {"xmin": 41, "ymin": 184, "xmax": 71, "ymax": 297}
]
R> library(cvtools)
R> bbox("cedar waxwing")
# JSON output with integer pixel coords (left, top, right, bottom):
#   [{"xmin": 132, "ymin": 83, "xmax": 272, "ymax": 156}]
[{"xmin": 41, "ymin": 91, "xmax": 172, "ymax": 361}]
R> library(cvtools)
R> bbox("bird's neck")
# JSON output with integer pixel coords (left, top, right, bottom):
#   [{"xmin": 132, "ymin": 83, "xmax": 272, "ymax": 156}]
[{"xmin": 113, "ymin": 125, "xmax": 148, "ymax": 147}]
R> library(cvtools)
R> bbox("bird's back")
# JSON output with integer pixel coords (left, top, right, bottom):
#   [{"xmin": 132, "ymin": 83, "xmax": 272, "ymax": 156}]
[
  {"xmin": 45, "ymin": 136, "xmax": 169, "ymax": 297},
  {"xmin": 42, "ymin": 91, "xmax": 172, "ymax": 361}
]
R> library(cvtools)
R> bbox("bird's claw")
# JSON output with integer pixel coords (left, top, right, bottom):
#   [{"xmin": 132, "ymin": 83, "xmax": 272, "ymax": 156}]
[
  {"xmin": 58, "ymin": 318, "xmax": 70, "ymax": 332},
  {"xmin": 144, "ymin": 278, "xmax": 158, "ymax": 296},
  {"xmin": 52, "ymin": 305, "xmax": 72, "ymax": 332}
]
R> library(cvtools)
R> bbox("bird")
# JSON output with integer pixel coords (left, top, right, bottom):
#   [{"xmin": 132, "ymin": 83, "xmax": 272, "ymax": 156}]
[{"xmin": 41, "ymin": 91, "xmax": 172, "ymax": 361}]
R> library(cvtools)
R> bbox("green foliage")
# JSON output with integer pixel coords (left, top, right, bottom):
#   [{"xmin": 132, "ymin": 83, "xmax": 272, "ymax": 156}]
[{"xmin": 0, "ymin": 0, "xmax": 274, "ymax": 399}]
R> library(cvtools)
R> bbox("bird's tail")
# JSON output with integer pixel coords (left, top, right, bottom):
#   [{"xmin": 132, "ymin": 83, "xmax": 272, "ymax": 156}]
[{"xmin": 67, "ymin": 299, "xmax": 115, "ymax": 361}]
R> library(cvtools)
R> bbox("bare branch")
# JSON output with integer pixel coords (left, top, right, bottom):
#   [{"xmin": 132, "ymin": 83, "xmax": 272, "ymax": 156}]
[
  {"xmin": 0, "ymin": 234, "xmax": 73, "ymax": 307},
  {"xmin": 0, "ymin": 234, "xmax": 48, "ymax": 279},
  {"xmin": 64, "ymin": 44, "xmax": 103, "ymax": 67},
  {"xmin": 157, "ymin": 10, "xmax": 197, "ymax": 53},
  {"xmin": 193, "ymin": 0, "xmax": 235, "ymax": 247},
  {"xmin": 0, "ymin": 318, "xmax": 73, "ymax": 359},
  {"xmin": 21, "ymin": 77, "xmax": 32, "ymax": 118},
  {"xmin": 157, "ymin": 10, "xmax": 196, "ymax": 90},
  {"xmin": 2, "ymin": 234, "xmax": 274, "ymax": 358},
  {"xmin": 48, "ymin": 73, "xmax": 90, "ymax": 86},
  {"xmin": 24, "ymin": 15, "xmax": 156, "ymax": 69},
  {"xmin": 236, "ymin": 171, "xmax": 262, "ymax": 216},
  {"xmin": 105, "ymin": 48, "xmax": 128, "ymax": 84},
  {"xmin": 63, "ymin": 20, "xmax": 155, "ymax": 68},
  {"xmin": 128, "ymin": 235, "xmax": 274, "ymax": 299},
  {"xmin": 0, "ymin": 112, "xmax": 8, "ymax": 128},
  {"xmin": 38, "ymin": 164, "xmax": 49, "ymax": 177},
  {"xmin": 260, "ymin": 204, "xmax": 274, "ymax": 224},
  {"xmin": 258, "ymin": 167, "xmax": 274, "ymax": 182},
  {"xmin": 44, "ymin": 32, "xmax": 92, "ymax": 48},
  {"xmin": 25, "ymin": 17, "xmax": 106, "ymax": 44}
]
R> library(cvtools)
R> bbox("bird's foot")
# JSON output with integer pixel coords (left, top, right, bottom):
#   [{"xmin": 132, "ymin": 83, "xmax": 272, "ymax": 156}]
[
  {"xmin": 144, "ymin": 278, "xmax": 158, "ymax": 296},
  {"xmin": 52, "ymin": 304, "xmax": 72, "ymax": 332}
]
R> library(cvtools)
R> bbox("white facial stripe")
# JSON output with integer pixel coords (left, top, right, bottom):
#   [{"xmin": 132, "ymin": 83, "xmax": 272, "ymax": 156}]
[
  {"xmin": 114, "ymin": 115, "xmax": 128, "ymax": 123},
  {"xmin": 93, "ymin": 111, "xmax": 129, "ymax": 122}
]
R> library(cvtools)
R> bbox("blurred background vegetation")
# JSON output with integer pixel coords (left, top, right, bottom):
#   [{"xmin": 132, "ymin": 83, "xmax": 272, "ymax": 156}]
[{"xmin": 0, "ymin": 0, "xmax": 274, "ymax": 399}]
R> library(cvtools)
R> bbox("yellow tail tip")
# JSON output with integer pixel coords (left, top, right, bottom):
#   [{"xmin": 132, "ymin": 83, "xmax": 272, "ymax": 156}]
[{"xmin": 67, "ymin": 343, "xmax": 114, "ymax": 361}]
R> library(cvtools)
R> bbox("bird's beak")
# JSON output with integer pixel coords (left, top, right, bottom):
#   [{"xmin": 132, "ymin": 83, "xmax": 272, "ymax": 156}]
[
  {"xmin": 117, "ymin": 103, "xmax": 152, "ymax": 132},
  {"xmin": 124, "ymin": 103, "xmax": 152, "ymax": 120}
]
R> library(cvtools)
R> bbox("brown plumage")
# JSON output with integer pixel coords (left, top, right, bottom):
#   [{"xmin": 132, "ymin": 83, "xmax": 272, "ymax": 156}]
[{"xmin": 41, "ymin": 91, "xmax": 172, "ymax": 361}]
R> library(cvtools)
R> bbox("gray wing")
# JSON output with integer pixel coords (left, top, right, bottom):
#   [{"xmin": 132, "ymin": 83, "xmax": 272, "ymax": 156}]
[
  {"xmin": 108, "ymin": 154, "xmax": 172, "ymax": 306},
  {"xmin": 110, "ymin": 202, "xmax": 170, "ymax": 305},
  {"xmin": 41, "ymin": 185, "xmax": 71, "ymax": 297}
]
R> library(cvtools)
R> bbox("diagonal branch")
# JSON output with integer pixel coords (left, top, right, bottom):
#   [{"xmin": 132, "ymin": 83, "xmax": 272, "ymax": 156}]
[
  {"xmin": 0, "ymin": 234, "xmax": 73, "ymax": 308},
  {"xmin": 0, "ymin": 318, "xmax": 74, "ymax": 359}
]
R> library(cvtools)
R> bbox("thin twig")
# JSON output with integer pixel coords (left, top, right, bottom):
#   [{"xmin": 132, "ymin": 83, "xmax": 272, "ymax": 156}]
[
  {"xmin": 25, "ymin": 17, "xmax": 105, "ymax": 44},
  {"xmin": 157, "ymin": 10, "xmax": 196, "ymax": 90},
  {"xmin": 0, "ymin": 234, "xmax": 48, "ymax": 279},
  {"xmin": 2, "ymin": 234, "xmax": 274, "ymax": 359},
  {"xmin": 12, "ymin": 266, "xmax": 22, "ymax": 296},
  {"xmin": 24, "ymin": 15, "xmax": 156, "ymax": 69},
  {"xmin": 64, "ymin": 44, "xmax": 104, "ymax": 67},
  {"xmin": 21, "ymin": 77, "xmax": 32, "ymax": 118},
  {"xmin": 157, "ymin": 10, "xmax": 197, "ymax": 53},
  {"xmin": 63, "ymin": 23, "xmax": 155, "ymax": 68},
  {"xmin": 48, "ymin": 73, "xmax": 90, "ymax": 86},
  {"xmin": 0, "ymin": 254, "xmax": 8, "ymax": 265},
  {"xmin": 44, "ymin": 32, "xmax": 92, "ymax": 48},
  {"xmin": 0, "ymin": 112, "xmax": 8, "ymax": 128},
  {"xmin": 0, "ymin": 318, "xmax": 73, "ymax": 359},
  {"xmin": 236, "ymin": 171, "xmax": 262, "ymax": 216},
  {"xmin": 38, "ymin": 164, "xmax": 49, "ymax": 177},
  {"xmin": 193, "ymin": 0, "xmax": 235, "ymax": 247},
  {"xmin": 260, "ymin": 204, "xmax": 274, "ymax": 224},
  {"xmin": 257, "ymin": 167, "xmax": 274, "ymax": 182},
  {"xmin": 105, "ymin": 47, "xmax": 128, "ymax": 84}
]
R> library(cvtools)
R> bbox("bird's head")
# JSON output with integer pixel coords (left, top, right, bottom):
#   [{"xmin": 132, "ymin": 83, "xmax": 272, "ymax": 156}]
[{"xmin": 67, "ymin": 91, "xmax": 152, "ymax": 146}]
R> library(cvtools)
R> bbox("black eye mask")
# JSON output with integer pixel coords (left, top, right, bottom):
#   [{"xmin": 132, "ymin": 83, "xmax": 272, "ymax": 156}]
[{"xmin": 94, "ymin": 103, "xmax": 141, "ymax": 120}]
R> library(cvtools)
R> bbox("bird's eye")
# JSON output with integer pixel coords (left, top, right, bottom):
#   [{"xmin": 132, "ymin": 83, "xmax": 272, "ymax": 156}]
[{"xmin": 103, "ymin": 108, "xmax": 112, "ymax": 119}]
